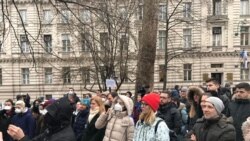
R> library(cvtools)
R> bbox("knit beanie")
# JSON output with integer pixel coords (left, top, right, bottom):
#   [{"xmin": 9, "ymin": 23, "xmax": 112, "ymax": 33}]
[
  {"xmin": 142, "ymin": 93, "xmax": 160, "ymax": 112},
  {"xmin": 205, "ymin": 97, "xmax": 224, "ymax": 114}
]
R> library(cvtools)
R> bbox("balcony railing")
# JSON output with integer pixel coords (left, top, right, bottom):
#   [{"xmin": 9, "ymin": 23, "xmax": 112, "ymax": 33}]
[
  {"xmin": 207, "ymin": 46, "xmax": 228, "ymax": 52},
  {"xmin": 207, "ymin": 15, "xmax": 228, "ymax": 23}
]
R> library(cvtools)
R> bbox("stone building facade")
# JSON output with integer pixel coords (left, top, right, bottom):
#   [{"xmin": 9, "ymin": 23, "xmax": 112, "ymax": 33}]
[{"xmin": 0, "ymin": 0, "xmax": 248, "ymax": 101}]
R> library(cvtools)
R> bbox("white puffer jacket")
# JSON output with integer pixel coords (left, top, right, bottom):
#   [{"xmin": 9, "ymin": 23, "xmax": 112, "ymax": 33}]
[{"xmin": 95, "ymin": 95, "xmax": 134, "ymax": 141}]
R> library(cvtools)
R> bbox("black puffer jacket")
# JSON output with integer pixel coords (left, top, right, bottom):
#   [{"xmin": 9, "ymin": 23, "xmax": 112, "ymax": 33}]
[
  {"xmin": 229, "ymin": 99, "xmax": 250, "ymax": 141},
  {"xmin": 193, "ymin": 115, "xmax": 236, "ymax": 141},
  {"xmin": 20, "ymin": 125, "xmax": 76, "ymax": 141},
  {"xmin": 157, "ymin": 102, "xmax": 182, "ymax": 134},
  {"xmin": 19, "ymin": 97, "xmax": 76, "ymax": 141}
]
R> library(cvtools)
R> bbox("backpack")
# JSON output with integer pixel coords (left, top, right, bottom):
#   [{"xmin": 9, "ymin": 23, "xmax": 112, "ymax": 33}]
[{"xmin": 154, "ymin": 119, "xmax": 178, "ymax": 141}]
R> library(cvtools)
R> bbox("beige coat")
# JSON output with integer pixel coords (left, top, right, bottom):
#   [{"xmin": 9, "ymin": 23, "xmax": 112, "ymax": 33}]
[{"xmin": 95, "ymin": 95, "xmax": 134, "ymax": 141}]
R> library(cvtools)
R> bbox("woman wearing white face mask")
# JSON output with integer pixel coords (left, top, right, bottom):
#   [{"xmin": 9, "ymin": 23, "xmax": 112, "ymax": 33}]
[{"xmin": 95, "ymin": 94, "xmax": 134, "ymax": 141}]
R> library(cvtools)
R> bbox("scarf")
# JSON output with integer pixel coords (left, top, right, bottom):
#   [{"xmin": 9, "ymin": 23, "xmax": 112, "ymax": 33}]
[{"xmin": 88, "ymin": 107, "xmax": 99, "ymax": 123}]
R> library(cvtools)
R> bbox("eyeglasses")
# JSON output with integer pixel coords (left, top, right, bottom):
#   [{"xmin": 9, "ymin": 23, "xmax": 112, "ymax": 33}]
[
  {"xmin": 160, "ymin": 96, "xmax": 169, "ymax": 99},
  {"xmin": 141, "ymin": 103, "xmax": 148, "ymax": 107}
]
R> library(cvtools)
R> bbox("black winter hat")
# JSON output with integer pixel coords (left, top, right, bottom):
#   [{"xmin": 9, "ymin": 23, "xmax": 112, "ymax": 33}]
[{"xmin": 46, "ymin": 97, "xmax": 74, "ymax": 126}]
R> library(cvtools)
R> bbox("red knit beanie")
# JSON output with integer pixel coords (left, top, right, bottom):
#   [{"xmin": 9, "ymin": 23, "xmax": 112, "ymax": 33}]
[{"xmin": 142, "ymin": 93, "xmax": 160, "ymax": 112}]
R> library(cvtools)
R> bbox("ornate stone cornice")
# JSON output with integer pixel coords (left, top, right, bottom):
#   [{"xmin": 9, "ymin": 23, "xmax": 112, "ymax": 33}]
[{"xmin": 179, "ymin": 52, "xmax": 238, "ymax": 58}]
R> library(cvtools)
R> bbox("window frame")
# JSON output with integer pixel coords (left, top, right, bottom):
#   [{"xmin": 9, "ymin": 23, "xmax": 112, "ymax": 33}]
[
  {"xmin": 44, "ymin": 35, "xmax": 52, "ymax": 53},
  {"xmin": 45, "ymin": 67, "xmax": 53, "ymax": 84},
  {"xmin": 43, "ymin": 10, "xmax": 52, "ymax": 24},
  {"xmin": 183, "ymin": 2, "xmax": 192, "ymax": 18},
  {"xmin": 213, "ymin": 0, "xmax": 222, "ymax": 15},
  {"xmin": 158, "ymin": 5, "xmax": 167, "ymax": 21},
  {"xmin": 158, "ymin": 30, "xmax": 166, "ymax": 49},
  {"xmin": 241, "ymin": 0, "xmax": 250, "ymax": 15},
  {"xmin": 22, "ymin": 68, "xmax": 30, "ymax": 84},
  {"xmin": 183, "ymin": 64, "xmax": 192, "ymax": 81},
  {"xmin": 62, "ymin": 67, "xmax": 71, "ymax": 84},
  {"xmin": 183, "ymin": 29, "xmax": 192, "ymax": 48},
  {"xmin": 62, "ymin": 34, "xmax": 71, "ymax": 52},
  {"xmin": 61, "ymin": 10, "xmax": 70, "ymax": 24},
  {"xmin": 212, "ymin": 27, "xmax": 222, "ymax": 46},
  {"xmin": 240, "ymin": 26, "xmax": 250, "ymax": 46},
  {"xmin": 19, "ymin": 9, "xmax": 27, "ymax": 24},
  {"xmin": 20, "ymin": 35, "xmax": 29, "ymax": 53}
]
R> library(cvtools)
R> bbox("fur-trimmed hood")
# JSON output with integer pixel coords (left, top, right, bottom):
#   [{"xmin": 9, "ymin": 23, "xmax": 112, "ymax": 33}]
[
  {"xmin": 187, "ymin": 86, "xmax": 204, "ymax": 102},
  {"xmin": 114, "ymin": 94, "xmax": 134, "ymax": 116}
]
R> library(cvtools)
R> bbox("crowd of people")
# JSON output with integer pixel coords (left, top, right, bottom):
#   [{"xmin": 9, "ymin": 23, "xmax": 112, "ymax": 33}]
[{"xmin": 0, "ymin": 79, "xmax": 250, "ymax": 141}]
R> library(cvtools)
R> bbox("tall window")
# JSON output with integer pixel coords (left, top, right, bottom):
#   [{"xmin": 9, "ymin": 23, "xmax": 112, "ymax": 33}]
[
  {"xmin": 81, "ymin": 33, "xmax": 91, "ymax": 52},
  {"xmin": 62, "ymin": 34, "xmax": 70, "ymax": 52},
  {"xmin": 0, "ymin": 68, "xmax": 2, "ymax": 85},
  {"xmin": 241, "ymin": 63, "xmax": 250, "ymax": 80},
  {"xmin": 241, "ymin": 26, "xmax": 250, "ymax": 45},
  {"xmin": 62, "ymin": 67, "xmax": 71, "ymax": 84},
  {"xmin": 213, "ymin": 0, "xmax": 221, "ymax": 15},
  {"xmin": 44, "ymin": 35, "xmax": 52, "ymax": 53},
  {"xmin": 43, "ymin": 10, "xmax": 52, "ymax": 24},
  {"xmin": 61, "ymin": 10, "xmax": 70, "ymax": 23},
  {"xmin": 183, "ymin": 3, "xmax": 192, "ymax": 18},
  {"xmin": 184, "ymin": 64, "xmax": 192, "ymax": 81},
  {"xmin": 20, "ymin": 35, "xmax": 29, "ymax": 53},
  {"xmin": 241, "ymin": 0, "xmax": 249, "ymax": 15},
  {"xmin": 45, "ymin": 68, "xmax": 52, "ymax": 84},
  {"xmin": 100, "ymin": 32, "xmax": 108, "ymax": 50},
  {"xmin": 158, "ymin": 30, "xmax": 166, "ymax": 49},
  {"xmin": 81, "ymin": 67, "xmax": 90, "ymax": 83},
  {"xmin": 80, "ymin": 9, "xmax": 91, "ymax": 23},
  {"xmin": 19, "ymin": 10, "xmax": 27, "ymax": 24},
  {"xmin": 120, "ymin": 33, "xmax": 129, "ymax": 50},
  {"xmin": 158, "ymin": 5, "xmax": 166, "ymax": 21},
  {"xmin": 212, "ymin": 27, "xmax": 222, "ymax": 46},
  {"xmin": 183, "ymin": 29, "xmax": 192, "ymax": 48},
  {"xmin": 159, "ymin": 65, "xmax": 164, "ymax": 82},
  {"xmin": 22, "ymin": 68, "xmax": 29, "ymax": 84}
]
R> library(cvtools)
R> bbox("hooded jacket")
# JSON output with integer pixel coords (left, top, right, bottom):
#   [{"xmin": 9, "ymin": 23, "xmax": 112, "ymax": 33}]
[
  {"xmin": 19, "ymin": 97, "xmax": 76, "ymax": 141},
  {"xmin": 187, "ymin": 86, "xmax": 204, "ymax": 130},
  {"xmin": 95, "ymin": 95, "xmax": 134, "ymax": 141}
]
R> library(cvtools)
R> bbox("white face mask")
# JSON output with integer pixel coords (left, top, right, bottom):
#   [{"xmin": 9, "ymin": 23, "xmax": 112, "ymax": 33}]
[
  {"xmin": 39, "ymin": 109, "xmax": 48, "ymax": 115},
  {"xmin": 4, "ymin": 106, "xmax": 11, "ymax": 110},
  {"xmin": 102, "ymin": 98, "xmax": 106, "ymax": 102},
  {"xmin": 15, "ymin": 109, "xmax": 22, "ymax": 114},
  {"xmin": 114, "ymin": 103, "xmax": 123, "ymax": 112}
]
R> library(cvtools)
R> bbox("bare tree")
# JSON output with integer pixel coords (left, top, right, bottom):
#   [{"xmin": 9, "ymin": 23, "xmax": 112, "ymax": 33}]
[
  {"xmin": 135, "ymin": 0, "xmax": 159, "ymax": 93},
  {"xmin": 0, "ymin": 0, "xmax": 139, "ymax": 96}
]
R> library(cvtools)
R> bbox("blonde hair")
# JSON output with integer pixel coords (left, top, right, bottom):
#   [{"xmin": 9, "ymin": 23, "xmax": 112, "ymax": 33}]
[
  {"xmin": 139, "ymin": 107, "xmax": 156, "ymax": 125},
  {"xmin": 15, "ymin": 100, "xmax": 25, "ymax": 108},
  {"xmin": 91, "ymin": 96, "xmax": 105, "ymax": 113},
  {"xmin": 189, "ymin": 105, "xmax": 196, "ymax": 118},
  {"xmin": 242, "ymin": 117, "xmax": 250, "ymax": 137}
]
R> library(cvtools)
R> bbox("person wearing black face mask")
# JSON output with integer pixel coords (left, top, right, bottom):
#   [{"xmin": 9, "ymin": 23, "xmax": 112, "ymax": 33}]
[
  {"xmin": 206, "ymin": 78, "xmax": 230, "ymax": 116},
  {"xmin": 7, "ymin": 97, "xmax": 76, "ymax": 141}
]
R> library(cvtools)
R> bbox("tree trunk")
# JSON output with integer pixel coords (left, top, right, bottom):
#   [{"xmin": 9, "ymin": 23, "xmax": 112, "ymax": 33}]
[{"xmin": 135, "ymin": 0, "xmax": 158, "ymax": 98}]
